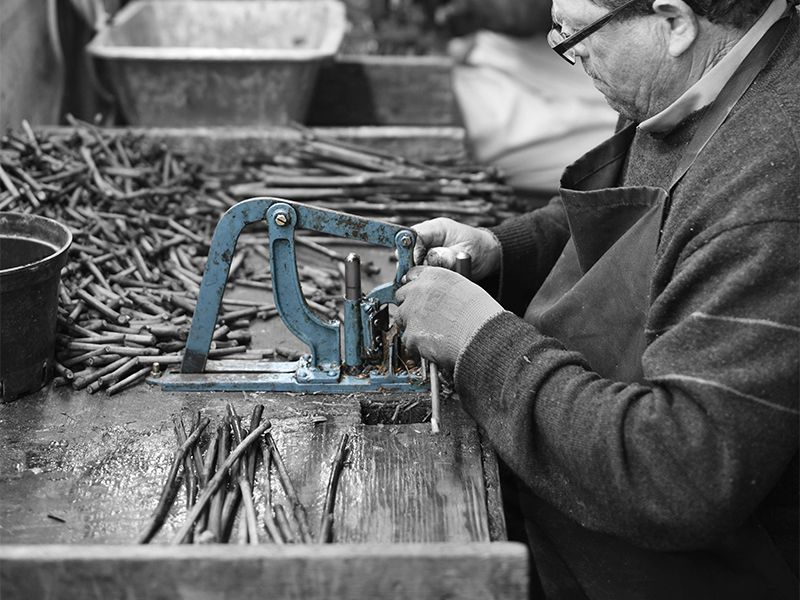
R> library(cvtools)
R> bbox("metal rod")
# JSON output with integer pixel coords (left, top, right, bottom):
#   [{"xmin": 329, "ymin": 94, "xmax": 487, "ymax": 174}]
[
  {"xmin": 455, "ymin": 252, "xmax": 473, "ymax": 280},
  {"xmin": 343, "ymin": 253, "xmax": 363, "ymax": 368},
  {"xmin": 344, "ymin": 253, "xmax": 362, "ymax": 300},
  {"xmin": 430, "ymin": 364, "xmax": 441, "ymax": 434}
]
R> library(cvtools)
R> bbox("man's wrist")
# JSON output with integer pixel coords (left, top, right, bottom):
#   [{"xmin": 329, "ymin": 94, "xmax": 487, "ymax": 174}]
[
  {"xmin": 478, "ymin": 227, "xmax": 503, "ymax": 277},
  {"xmin": 448, "ymin": 290, "xmax": 504, "ymax": 367},
  {"xmin": 453, "ymin": 309, "xmax": 506, "ymax": 384}
]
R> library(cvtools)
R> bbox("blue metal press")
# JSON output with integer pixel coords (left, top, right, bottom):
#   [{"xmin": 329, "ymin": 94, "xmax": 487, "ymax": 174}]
[{"xmin": 156, "ymin": 197, "xmax": 426, "ymax": 393}]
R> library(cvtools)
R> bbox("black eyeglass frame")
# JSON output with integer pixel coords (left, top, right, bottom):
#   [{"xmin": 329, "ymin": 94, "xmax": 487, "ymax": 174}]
[{"xmin": 550, "ymin": 0, "xmax": 643, "ymax": 64}]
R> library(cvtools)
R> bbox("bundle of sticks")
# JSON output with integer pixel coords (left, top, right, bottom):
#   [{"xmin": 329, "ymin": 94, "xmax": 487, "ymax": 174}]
[
  {"xmin": 0, "ymin": 119, "xmax": 519, "ymax": 394},
  {"xmin": 226, "ymin": 127, "xmax": 517, "ymax": 228},
  {"xmin": 138, "ymin": 403, "xmax": 351, "ymax": 545}
]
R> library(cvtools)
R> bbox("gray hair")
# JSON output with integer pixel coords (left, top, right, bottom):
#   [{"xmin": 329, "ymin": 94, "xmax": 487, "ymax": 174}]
[{"xmin": 592, "ymin": 0, "xmax": 775, "ymax": 29}]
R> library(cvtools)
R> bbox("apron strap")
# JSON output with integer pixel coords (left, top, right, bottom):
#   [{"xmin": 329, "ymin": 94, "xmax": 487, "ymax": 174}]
[{"xmin": 669, "ymin": 11, "xmax": 793, "ymax": 192}]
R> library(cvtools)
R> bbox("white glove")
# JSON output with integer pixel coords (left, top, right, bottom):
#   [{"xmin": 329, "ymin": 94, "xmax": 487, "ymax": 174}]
[
  {"xmin": 396, "ymin": 266, "xmax": 504, "ymax": 372},
  {"xmin": 412, "ymin": 217, "xmax": 501, "ymax": 281}
]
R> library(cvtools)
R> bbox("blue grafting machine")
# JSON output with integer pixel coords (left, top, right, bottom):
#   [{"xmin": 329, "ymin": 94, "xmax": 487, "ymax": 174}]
[{"xmin": 156, "ymin": 197, "xmax": 427, "ymax": 393}]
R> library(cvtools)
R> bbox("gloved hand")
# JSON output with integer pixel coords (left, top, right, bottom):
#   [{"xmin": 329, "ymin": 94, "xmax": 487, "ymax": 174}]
[
  {"xmin": 396, "ymin": 266, "xmax": 504, "ymax": 373},
  {"xmin": 412, "ymin": 217, "xmax": 502, "ymax": 281}
]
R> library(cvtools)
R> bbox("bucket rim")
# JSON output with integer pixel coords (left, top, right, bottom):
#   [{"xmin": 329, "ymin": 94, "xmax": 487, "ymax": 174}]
[
  {"xmin": 0, "ymin": 212, "xmax": 73, "ymax": 277},
  {"xmin": 86, "ymin": 0, "xmax": 347, "ymax": 62}
]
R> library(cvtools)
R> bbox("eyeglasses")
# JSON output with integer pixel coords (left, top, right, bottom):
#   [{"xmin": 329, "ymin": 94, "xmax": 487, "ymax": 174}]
[{"xmin": 548, "ymin": 0, "xmax": 642, "ymax": 64}]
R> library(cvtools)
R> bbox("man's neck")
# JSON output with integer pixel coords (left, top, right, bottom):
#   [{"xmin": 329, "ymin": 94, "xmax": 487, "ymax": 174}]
[
  {"xmin": 639, "ymin": 0, "xmax": 788, "ymax": 132},
  {"xmin": 679, "ymin": 26, "xmax": 743, "ymax": 97}
]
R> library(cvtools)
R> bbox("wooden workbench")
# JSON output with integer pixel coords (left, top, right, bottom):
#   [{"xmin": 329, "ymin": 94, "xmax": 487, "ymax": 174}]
[
  {"xmin": 0, "ymin": 125, "xmax": 527, "ymax": 599},
  {"xmin": 0, "ymin": 380, "xmax": 525, "ymax": 599}
]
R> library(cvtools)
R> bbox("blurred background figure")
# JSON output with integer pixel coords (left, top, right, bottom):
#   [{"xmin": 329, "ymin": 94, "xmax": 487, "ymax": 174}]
[
  {"xmin": 0, "ymin": 0, "xmax": 123, "ymax": 131},
  {"xmin": 434, "ymin": 0, "xmax": 618, "ymax": 196}
]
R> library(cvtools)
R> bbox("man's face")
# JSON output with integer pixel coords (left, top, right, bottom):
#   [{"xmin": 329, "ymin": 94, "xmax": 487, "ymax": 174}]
[{"xmin": 552, "ymin": 0, "xmax": 672, "ymax": 122}]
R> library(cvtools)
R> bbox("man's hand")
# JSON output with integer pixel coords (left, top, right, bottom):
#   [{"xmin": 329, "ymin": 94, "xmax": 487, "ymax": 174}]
[
  {"xmin": 412, "ymin": 218, "xmax": 502, "ymax": 281},
  {"xmin": 396, "ymin": 266, "xmax": 504, "ymax": 372}
]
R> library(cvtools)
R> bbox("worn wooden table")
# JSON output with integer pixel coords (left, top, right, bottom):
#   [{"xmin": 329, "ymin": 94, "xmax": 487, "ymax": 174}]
[
  {"xmin": 0, "ymin": 377, "xmax": 525, "ymax": 599},
  {"xmin": 0, "ymin": 125, "xmax": 527, "ymax": 600}
]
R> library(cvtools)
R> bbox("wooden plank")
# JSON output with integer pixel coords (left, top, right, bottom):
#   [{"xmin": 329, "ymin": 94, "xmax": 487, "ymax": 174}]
[
  {"xmin": 0, "ymin": 385, "xmax": 497, "ymax": 545},
  {"xmin": 0, "ymin": 542, "xmax": 528, "ymax": 600},
  {"xmin": 307, "ymin": 56, "xmax": 459, "ymax": 126},
  {"xmin": 479, "ymin": 429, "xmax": 508, "ymax": 542},
  {"xmin": 337, "ymin": 416, "xmax": 490, "ymax": 543},
  {"xmin": 0, "ymin": 392, "xmax": 361, "ymax": 545}
]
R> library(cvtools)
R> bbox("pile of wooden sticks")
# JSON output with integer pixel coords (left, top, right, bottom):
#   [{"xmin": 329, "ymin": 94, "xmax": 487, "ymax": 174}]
[
  {"xmin": 227, "ymin": 127, "xmax": 518, "ymax": 228},
  {"xmin": 0, "ymin": 119, "xmax": 520, "ymax": 394},
  {"xmin": 138, "ymin": 403, "xmax": 351, "ymax": 545}
]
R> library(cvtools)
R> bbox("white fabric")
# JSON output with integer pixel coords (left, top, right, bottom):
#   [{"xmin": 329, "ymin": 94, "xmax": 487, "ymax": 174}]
[{"xmin": 451, "ymin": 32, "xmax": 618, "ymax": 193}]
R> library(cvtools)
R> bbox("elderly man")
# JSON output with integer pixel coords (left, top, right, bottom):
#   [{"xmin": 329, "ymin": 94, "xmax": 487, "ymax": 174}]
[{"xmin": 396, "ymin": 0, "xmax": 799, "ymax": 598}]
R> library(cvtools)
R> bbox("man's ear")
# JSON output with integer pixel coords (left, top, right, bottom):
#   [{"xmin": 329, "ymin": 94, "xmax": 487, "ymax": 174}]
[{"xmin": 651, "ymin": 0, "xmax": 699, "ymax": 57}]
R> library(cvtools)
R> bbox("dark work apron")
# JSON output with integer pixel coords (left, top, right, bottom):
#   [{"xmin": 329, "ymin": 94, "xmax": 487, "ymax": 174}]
[{"xmin": 508, "ymin": 11, "xmax": 798, "ymax": 600}]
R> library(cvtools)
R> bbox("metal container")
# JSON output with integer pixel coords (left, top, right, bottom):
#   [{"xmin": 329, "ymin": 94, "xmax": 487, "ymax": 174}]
[
  {"xmin": 0, "ymin": 213, "xmax": 72, "ymax": 401},
  {"xmin": 86, "ymin": 0, "xmax": 347, "ymax": 127}
]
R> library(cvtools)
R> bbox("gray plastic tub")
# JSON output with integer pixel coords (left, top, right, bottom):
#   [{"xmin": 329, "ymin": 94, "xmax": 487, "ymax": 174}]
[{"xmin": 87, "ymin": 0, "xmax": 347, "ymax": 126}]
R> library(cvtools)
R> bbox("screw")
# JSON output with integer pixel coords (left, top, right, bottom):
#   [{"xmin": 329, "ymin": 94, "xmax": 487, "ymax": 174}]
[
  {"xmin": 399, "ymin": 234, "xmax": 413, "ymax": 248},
  {"xmin": 274, "ymin": 212, "xmax": 289, "ymax": 227}
]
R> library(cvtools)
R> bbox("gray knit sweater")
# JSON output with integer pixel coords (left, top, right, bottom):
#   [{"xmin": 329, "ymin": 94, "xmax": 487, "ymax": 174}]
[{"xmin": 455, "ymin": 10, "xmax": 799, "ymax": 594}]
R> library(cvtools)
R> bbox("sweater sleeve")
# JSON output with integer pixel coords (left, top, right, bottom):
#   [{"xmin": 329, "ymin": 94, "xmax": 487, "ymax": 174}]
[
  {"xmin": 454, "ymin": 219, "xmax": 799, "ymax": 550},
  {"xmin": 490, "ymin": 196, "xmax": 571, "ymax": 316}
]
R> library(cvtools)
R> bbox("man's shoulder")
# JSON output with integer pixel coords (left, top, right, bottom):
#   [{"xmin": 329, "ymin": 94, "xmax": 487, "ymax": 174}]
[
  {"xmin": 667, "ymin": 73, "xmax": 799, "ymax": 249},
  {"xmin": 681, "ymin": 101, "xmax": 798, "ymax": 222},
  {"xmin": 701, "ymin": 17, "xmax": 800, "ymax": 192},
  {"xmin": 749, "ymin": 9, "xmax": 800, "ymax": 138}
]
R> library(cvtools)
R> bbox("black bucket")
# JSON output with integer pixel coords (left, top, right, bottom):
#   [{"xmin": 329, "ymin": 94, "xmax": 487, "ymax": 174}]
[{"xmin": 0, "ymin": 212, "xmax": 73, "ymax": 401}]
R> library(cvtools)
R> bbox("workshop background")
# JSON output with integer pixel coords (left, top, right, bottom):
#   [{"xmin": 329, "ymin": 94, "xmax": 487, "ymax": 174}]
[
  {"xmin": 0, "ymin": 1, "xmax": 611, "ymax": 598},
  {"xmin": 1, "ymin": 0, "xmax": 616, "ymax": 192}
]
